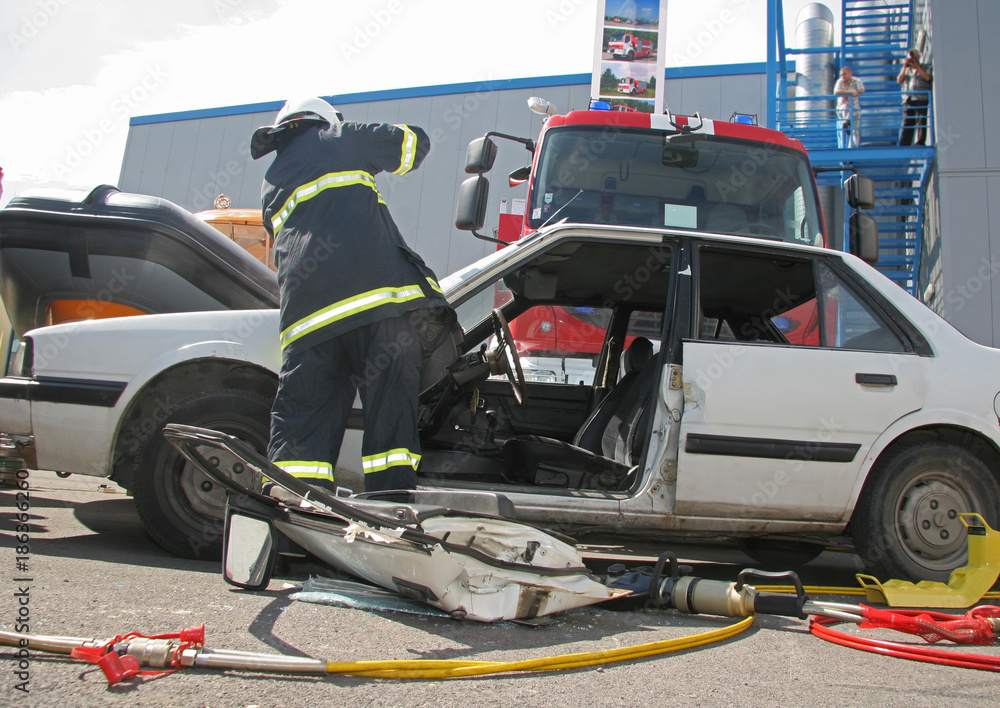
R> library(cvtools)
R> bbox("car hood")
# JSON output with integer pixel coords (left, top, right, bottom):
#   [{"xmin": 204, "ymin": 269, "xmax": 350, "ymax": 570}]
[{"xmin": 0, "ymin": 185, "xmax": 279, "ymax": 338}]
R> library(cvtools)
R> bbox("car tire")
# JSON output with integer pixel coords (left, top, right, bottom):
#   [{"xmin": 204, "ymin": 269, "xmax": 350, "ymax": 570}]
[
  {"xmin": 132, "ymin": 388, "xmax": 272, "ymax": 560},
  {"xmin": 852, "ymin": 441, "xmax": 1000, "ymax": 582}
]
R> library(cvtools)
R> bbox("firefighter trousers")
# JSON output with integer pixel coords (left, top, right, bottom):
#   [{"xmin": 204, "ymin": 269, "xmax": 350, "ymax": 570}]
[{"xmin": 267, "ymin": 315, "xmax": 423, "ymax": 494}]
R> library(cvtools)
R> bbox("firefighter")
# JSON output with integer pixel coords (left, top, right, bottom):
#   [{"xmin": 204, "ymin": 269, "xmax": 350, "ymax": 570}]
[{"xmin": 251, "ymin": 97, "xmax": 452, "ymax": 494}]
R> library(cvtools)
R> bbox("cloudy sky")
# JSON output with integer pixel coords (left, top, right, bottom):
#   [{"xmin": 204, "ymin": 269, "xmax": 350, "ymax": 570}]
[{"xmin": 0, "ymin": 0, "xmax": 836, "ymax": 206}]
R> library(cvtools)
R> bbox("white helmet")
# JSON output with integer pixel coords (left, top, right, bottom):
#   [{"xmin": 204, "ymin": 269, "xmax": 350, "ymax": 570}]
[{"xmin": 251, "ymin": 97, "xmax": 344, "ymax": 159}]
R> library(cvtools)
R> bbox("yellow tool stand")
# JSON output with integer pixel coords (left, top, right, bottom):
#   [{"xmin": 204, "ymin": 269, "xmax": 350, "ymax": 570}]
[{"xmin": 856, "ymin": 513, "xmax": 1000, "ymax": 608}]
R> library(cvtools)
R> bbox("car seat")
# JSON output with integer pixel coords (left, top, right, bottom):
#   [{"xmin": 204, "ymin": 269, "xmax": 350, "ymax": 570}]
[{"xmin": 501, "ymin": 337, "xmax": 659, "ymax": 491}]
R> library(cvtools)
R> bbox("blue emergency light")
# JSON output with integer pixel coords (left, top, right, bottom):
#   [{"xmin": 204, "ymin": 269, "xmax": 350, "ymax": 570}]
[
  {"xmin": 730, "ymin": 112, "xmax": 758, "ymax": 125},
  {"xmin": 590, "ymin": 100, "xmax": 612, "ymax": 111}
]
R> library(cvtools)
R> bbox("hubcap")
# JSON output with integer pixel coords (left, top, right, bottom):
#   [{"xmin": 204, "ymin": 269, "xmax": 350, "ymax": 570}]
[
  {"xmin": 895, "ymin": 473, "xmax": 975, "ymax": 569},
  {"xmin": 179, "ymin": 462, "xmax": 227, "ymax": 519},
  {"xmin": 174, "ymin": 421, "xmax": 265, "ymax": 522}
]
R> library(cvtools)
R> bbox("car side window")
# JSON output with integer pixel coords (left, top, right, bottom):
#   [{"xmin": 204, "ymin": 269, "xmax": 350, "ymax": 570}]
[
  {"xmin": 814, "ymin": 261, "xmax": 907, "ymax": 352},
  {"xmin": 696, "ymin": 247, "xmax": 906, "ymax": 352}
]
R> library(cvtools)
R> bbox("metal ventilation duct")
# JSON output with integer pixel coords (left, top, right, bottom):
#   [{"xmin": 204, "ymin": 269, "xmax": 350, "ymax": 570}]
[{"xmin": 794, "ymin": 3, "xmax": 839, "ymax": 246}]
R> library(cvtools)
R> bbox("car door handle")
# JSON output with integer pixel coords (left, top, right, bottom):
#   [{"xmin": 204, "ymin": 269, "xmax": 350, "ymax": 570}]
[{"xmin": 855, "ymin": 373, "xmax": 897, "ymax": 387}]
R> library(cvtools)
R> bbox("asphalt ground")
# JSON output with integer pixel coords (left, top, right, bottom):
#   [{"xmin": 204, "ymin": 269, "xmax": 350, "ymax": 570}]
[{"xmin": 3, "ymin": 471, "xmax": 1000, "ymax": 708}]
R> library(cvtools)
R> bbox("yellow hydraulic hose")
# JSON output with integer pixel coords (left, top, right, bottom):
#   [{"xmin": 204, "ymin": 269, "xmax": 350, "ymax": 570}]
[
  {"xmin": 2, "ymin": 617, "xmax": 754, "ymax": 681},
  {"xmin": 759, "ymin": 585, "xmax": 866, "ymax": 596},
  {"xmin": 322, "ymin": 616, "xmax": 754, "ymax": 679}
]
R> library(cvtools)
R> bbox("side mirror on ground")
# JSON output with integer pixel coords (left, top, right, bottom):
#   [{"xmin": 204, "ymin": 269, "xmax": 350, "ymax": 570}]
[
  {"xmin": 455, "ymin": 175, "xmax": 490, "ymax": 232},
  {"xmin": 849, "ymin": 212, "xmax": 880, "ymax": 265},
  {"xmin": 846, "ymin": 174, "xmax": 876, "ymax": 210},
  {"xmin": 465, "ymin": 137, "xmax": 498, "ymax": 174},
  {"xmin": 223, "ymin": 501, "xmax": 277, "ymax": 590}
]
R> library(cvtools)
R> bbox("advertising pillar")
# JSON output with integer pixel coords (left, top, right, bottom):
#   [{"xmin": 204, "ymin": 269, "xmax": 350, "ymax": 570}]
[{"xmin": 592, "ymin": 0, "xmax": 668, "ymax": 113}]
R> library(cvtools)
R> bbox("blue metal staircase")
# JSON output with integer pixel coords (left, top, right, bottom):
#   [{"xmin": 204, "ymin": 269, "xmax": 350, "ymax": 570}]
[{"xmin": 767, "ymin": 0, "xmax": 934, "ymax": 297}]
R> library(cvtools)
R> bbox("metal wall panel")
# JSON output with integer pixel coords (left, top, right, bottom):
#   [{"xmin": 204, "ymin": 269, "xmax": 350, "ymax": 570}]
[
  {"xmin": 116, "ymin": 124, "xmax": 151, "ymax": 189},
  {"xmin": 989, "ymin": 174, "xmax": 1000, "ymax": 346},
  {"xmin": 930, "ymin": 0, "xmax": 985, "ymax": 172},
  {"xmin": 977, "ymin": 0, "xmax": 1000, "ymax": 170},
  {"xmin": 134, "ymin": 121, "xmax": 173, "ymax": 199},
  {"xmin": 182, "ymin": 116, "xmax": 226, "ymax": 211},
  {"xmin": 925, "ymin": 0, "xmax": 1000, "ymax": 345},
  {"xmin": 937, "ymin": 175, "xmax": 993, "ymax": 343},
  {"xmin": 159, "ymin": 118, "xmax": 200, "ymax": 209}
]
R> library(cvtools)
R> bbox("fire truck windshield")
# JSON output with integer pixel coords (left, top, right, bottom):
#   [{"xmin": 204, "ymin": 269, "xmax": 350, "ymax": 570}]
[{"xmin": 528, "ymin": 127, "xmax": 824, "ymax": 246}]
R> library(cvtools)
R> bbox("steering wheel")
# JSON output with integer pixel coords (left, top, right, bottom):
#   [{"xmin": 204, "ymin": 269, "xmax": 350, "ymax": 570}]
[
  {"xmin": 732, "ymin": 222, "xmax": 780, "ymax": 237},
  {"xmin": 486, "ymin": 309, "xmax": 527, "ymax": 406}
]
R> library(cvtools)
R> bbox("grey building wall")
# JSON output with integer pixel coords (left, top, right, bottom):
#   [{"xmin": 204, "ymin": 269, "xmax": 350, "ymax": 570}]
[
  {"xmin": 926, "ymin": 0, "xmax": 1000, "ymax": 346},
  {"xmin": 118, "ymin": 68, "xmax": 770, "ymax": 281}
]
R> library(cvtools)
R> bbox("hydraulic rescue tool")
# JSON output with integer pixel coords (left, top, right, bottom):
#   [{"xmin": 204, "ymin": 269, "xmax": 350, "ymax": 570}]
[
  {"xmin": 856, "ymin": 513, "xmax": 1000, "ymax": 608},
  {"xmin": 162, "ymin": 424, "xmax": 630, "ymax": 623},
  {"xmin": 0, "ymin": 618, "xmax": 753, "ymax": 684}
]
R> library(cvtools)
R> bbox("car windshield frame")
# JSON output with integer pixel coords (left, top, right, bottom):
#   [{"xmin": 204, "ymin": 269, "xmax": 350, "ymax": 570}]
[{"xmin": 526, "ymin": 126, "xmax": 825, "ymax": 247}]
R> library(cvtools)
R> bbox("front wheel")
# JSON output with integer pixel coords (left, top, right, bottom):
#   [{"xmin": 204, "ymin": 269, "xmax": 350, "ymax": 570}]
[
  {"xmin": 132, "ymin": 389, "xmax": 272, "ymax": 560},
  {"xmin": 852, "ymin": 441, "xmax": 1000, "ymax": 582}
]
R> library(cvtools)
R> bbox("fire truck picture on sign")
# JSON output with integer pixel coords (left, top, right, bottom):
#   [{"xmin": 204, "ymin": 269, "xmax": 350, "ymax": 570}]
[{"xmin": 594, "ymin": 0, "xmax": 667, "ymax": 114}]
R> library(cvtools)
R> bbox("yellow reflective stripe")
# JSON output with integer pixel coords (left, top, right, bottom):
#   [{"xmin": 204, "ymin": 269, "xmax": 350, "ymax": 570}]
[
  {"xmin": 281, "ymin": 284, "xmax": 425, "ymax": 348},
  {"xmin": 393, "ymin": 125, "xmax": 418, "ymax": 175},
  {"xmin": 362, "ymin": 448, "xmax": 421, "ymax": 473},
  {"xmin": 426, "ymin": 276, "xmax": 442, "ymax": 294},
  {"xmin": 271, "ymin": 171, "xmax": 384, "ymax": 231},
  {"xmin": 274, "ymin": 460, "xmax": 335, "ymax": 481}
]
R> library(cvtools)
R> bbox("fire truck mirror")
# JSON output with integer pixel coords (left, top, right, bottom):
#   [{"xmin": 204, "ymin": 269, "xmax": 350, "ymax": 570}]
[
  {"xmin": 849, "ymin": 212, "xmax": 880, "ymax": 265},
  {"xmin": 455, "ymin": 175, "xmax": 490, "ymax": 231},
  {"xmin": 465, "ymin": 136, "xmax": 499, "ymax": 174},
  {"xmin": 509, "ymin": 165, "xmax": 531, "ymax": 186},
  {"xmin": 846, "ymin": 174, "xmax": 875, "ymax": 210}
]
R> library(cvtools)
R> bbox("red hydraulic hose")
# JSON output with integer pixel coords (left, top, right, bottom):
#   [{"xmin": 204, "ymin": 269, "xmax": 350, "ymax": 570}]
[{"xmin": 810, "ymin": 608, "xmax": 1000, "ymax": 672}]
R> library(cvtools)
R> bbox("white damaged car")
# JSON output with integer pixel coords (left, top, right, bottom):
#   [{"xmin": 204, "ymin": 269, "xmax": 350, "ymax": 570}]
[{"xmin": 2, "ymin": 185, "xmax": 1000, "ymax": 583}]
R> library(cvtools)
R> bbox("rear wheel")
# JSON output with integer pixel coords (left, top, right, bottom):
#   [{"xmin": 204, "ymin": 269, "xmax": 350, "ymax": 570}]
[
  {"xmin": 132, "ymin": 389, "xmax": 272, "ymax": 560},
  {"xmin": 852, "ymin": 441, "xmax": 1000, "ymax": 582}
]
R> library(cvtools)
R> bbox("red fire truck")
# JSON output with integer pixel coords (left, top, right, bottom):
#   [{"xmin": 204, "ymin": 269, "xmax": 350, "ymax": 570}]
[
  {"xmin": 617, "ymin": 78, "xmax": 648, "ymax": 95},
  {"xmin": 457, "ymin": 101, "xmax": 875, "ymax": 381},
  {"xmin": 608, "ymin": 33, "xmax": 654, "ymax": 60}
]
